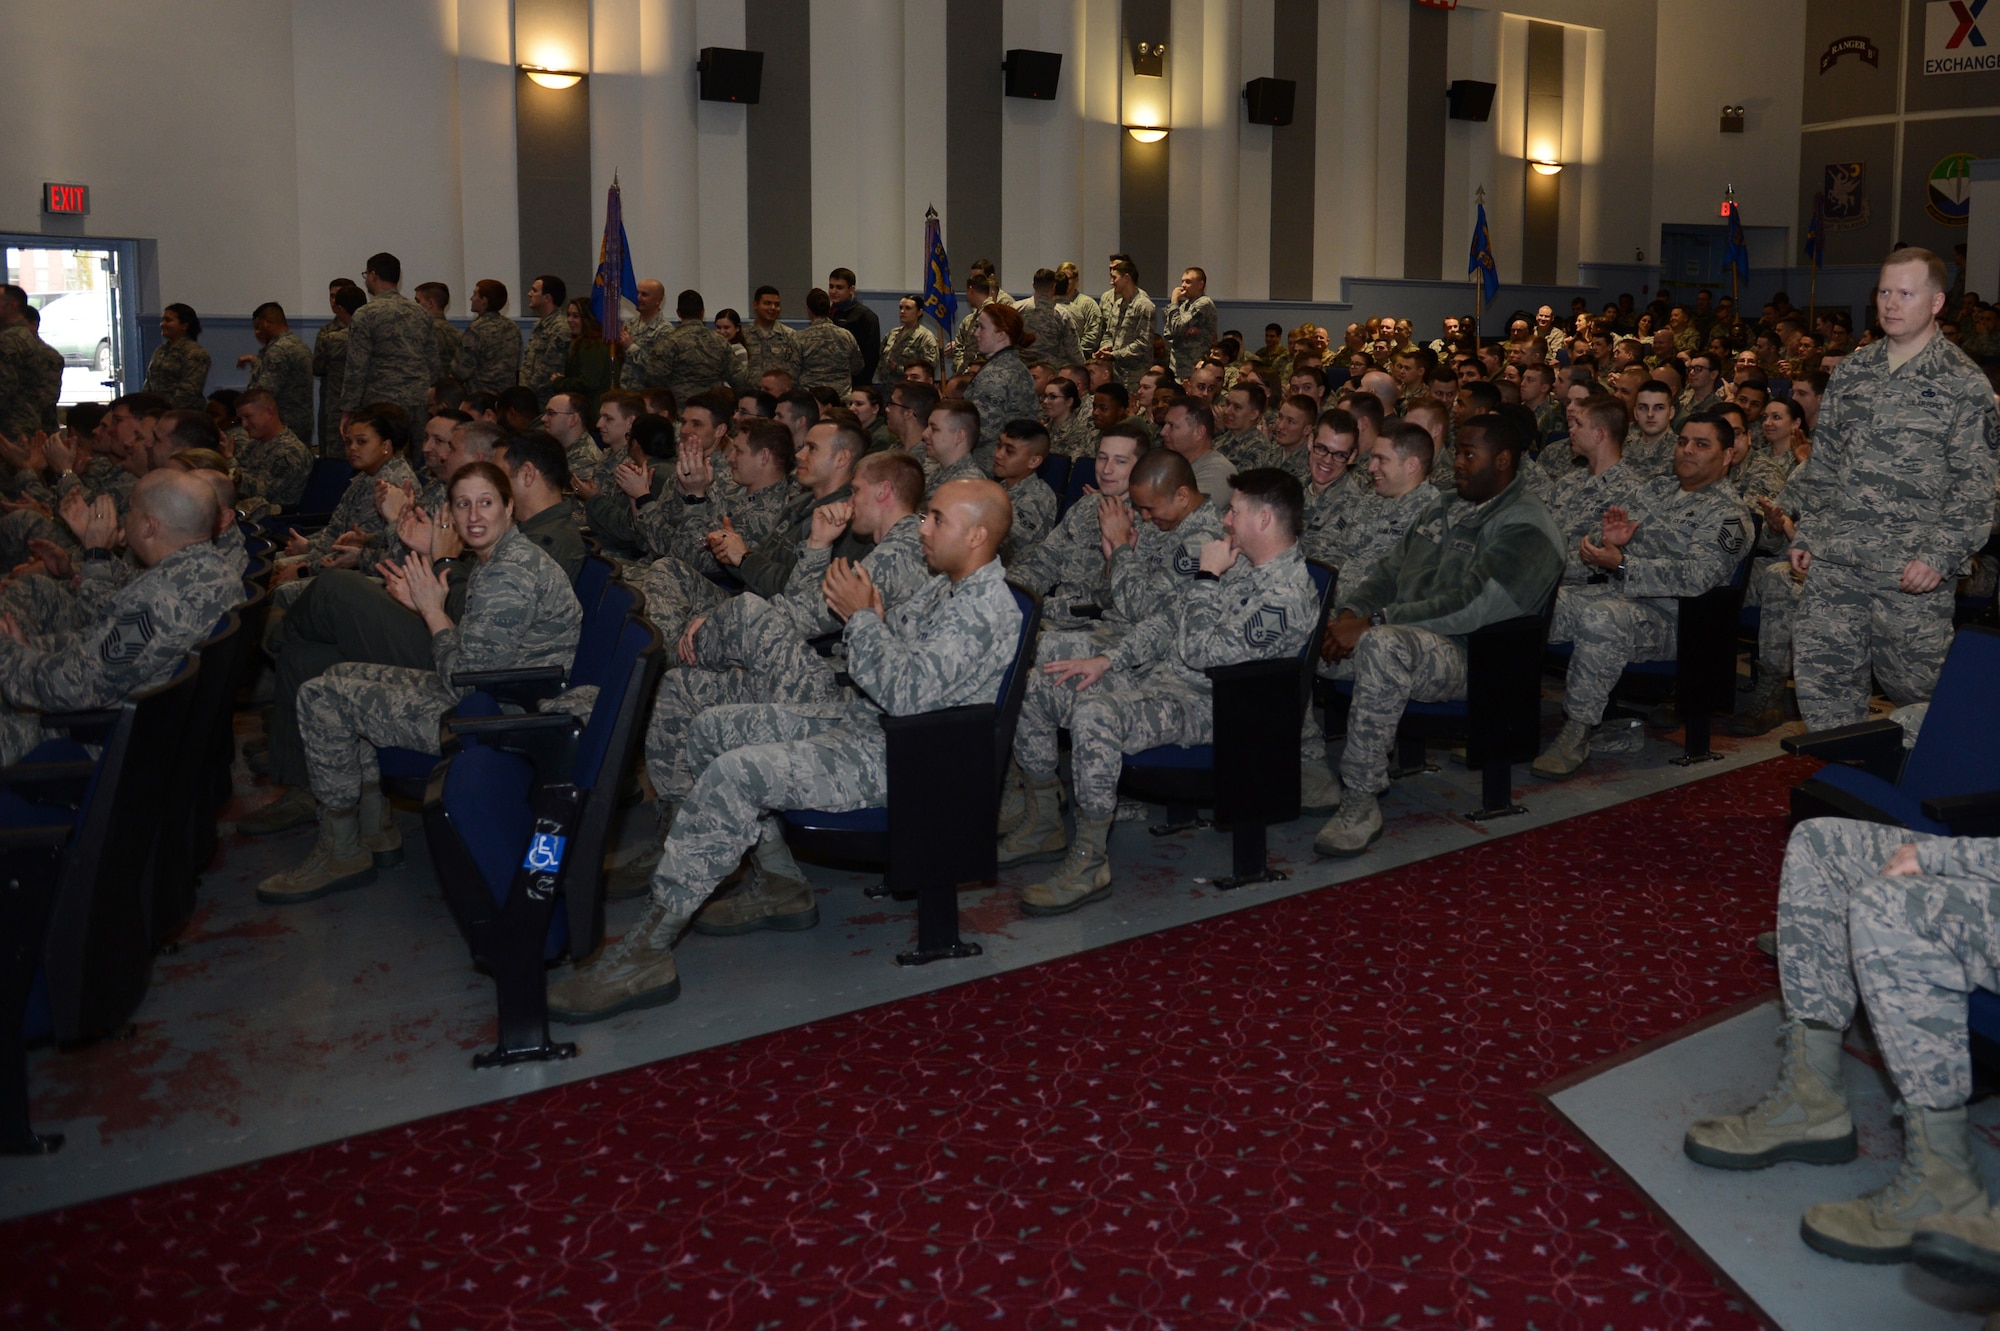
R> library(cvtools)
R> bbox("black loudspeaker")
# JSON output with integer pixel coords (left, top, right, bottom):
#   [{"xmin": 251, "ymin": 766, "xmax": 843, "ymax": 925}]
[
  {"xmin": 698, "ymin": 47, "xmax": 763, "ymax": 103},
  {"xmin": 1447, "ymin": 79, "xmax": 1497, "ymax": 122},
  {"xmin": 1004, "ymin": 49, "xmax": 1062, "ymax": 100},
  {"xmin": 1244, "ymin": 77, "xmax": 1296, "ymax": 126}
]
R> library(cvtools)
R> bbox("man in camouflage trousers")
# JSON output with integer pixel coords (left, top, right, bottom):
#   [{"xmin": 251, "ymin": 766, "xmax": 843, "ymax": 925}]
[
  {"xmin": 1163, "ymin": 266, "xmax": 1218, "ymax": 383},
  {"xmin": 1784, "ymin": 248, "xmax": 1998, "ymax": 731},
  {"xmin": 1533, "ymin": 412, "xmax": 1750, "ymax": 779},
  {"xmin": 315, "ymin": 284, "xmax": 361, "ymax": 457},
  {"xmin": 878, "ymin": 296, "xmax": 940, "ymax": 386},
  {"xmin": 413, "ymin": 282, "xmax": 462, "ymax": 385},
  {"xmin": 616, "ymin": 280, "xmax": 671, "ymax": 390},
  {"xmin": 1316, "ymin": 413, "xmax": 1563, "ymax": 856},
  {"xmin": 992, "ymin": 421, "xmax": 1058, "ymax": 560},
  {"xmin": 1002, "ymin": 465, "xmax": 1317, "ymax": 916},
  {"xmin": 1684, "ymin": 817, "xmax": 2000, "ymax": 1272},
  {"xmin": 0, "ymin": 472, "xmax": 239, "ymax": 763},
  {"xmin": 795, "ymin": 287, "xmax": 865, "ymax": 394},
  {"xmin": 1021, "ymin": 268, "xmax": 1083, "ymax": 370},
  {"xmin": 741, "ymin": 286, "xmax": 801, "ymax": 386},
  {"xmin": 0, "ymin": 284, "xmax": 47, "ymax": 441},
  {"xmin": 520, "ymin": 275, "xmax": 573, "ymax": 407},
  {"xmin": 1095, "ymin": 256, "xmax": 1156, "ymax": 394},
  {"xmin": 644, "ymin": 289, "xmax": 735, "ymax": 404},
  {"xmin": 1006, "ymin": 424, "xmax": 1146, "ymax": 630},
  {"xmin": 340, "ymin": 252, "xmax": 440, "ymax": 432},
  {"xmin": 232, "ymin": 388, "xmax": 312, "ymax": 510},
  {"xmin": 546, "ymin": 477, "xmax": 1025, "ymax": 1021},
  {"xmin": 455, "ymin": 278, "xmax": 524, "ymax": 394}
]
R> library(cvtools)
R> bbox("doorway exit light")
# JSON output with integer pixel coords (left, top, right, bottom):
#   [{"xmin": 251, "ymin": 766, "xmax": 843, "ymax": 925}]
[{"xmin": 42, "ymin": 184, "xmax": 89, "ymax": 215}]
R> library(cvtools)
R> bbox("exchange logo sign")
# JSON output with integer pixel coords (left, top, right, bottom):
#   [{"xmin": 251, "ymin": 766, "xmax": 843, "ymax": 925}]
[{"xmin": 1927, "ymin": 0, "xmax": 2000, "ymax": 74}]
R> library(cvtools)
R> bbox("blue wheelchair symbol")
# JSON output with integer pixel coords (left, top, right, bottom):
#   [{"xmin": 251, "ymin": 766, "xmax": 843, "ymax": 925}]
[{"xmin": 523, "ymin": 832, "xmax": 568, "ymax": 873}]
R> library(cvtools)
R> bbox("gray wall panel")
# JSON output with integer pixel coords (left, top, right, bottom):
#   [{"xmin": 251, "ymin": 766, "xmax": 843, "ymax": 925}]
[
  {"xmin": 947, "ymin": 0, "xmax": 1004, "ymax": 284},
  {"xmin": 1269, "ymin": 0, "xmax": 1318, "ymax": 299},
  {"xmin": 746, "ymin": 0, "xmax": 813, "ymax": 311},
  {"xmin": 515, "ymin": 70, "xmax": 593, "ymax": 308},
  {"xmin": 1402, "ymin": 3, "xmax": 1448, "ymax": 280}
]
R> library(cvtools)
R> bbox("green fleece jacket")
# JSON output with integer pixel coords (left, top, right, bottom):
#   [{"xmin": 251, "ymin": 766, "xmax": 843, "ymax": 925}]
[{"xmin": 1337, "ymin": 473, "xmax": 1564, "ymax": 646}]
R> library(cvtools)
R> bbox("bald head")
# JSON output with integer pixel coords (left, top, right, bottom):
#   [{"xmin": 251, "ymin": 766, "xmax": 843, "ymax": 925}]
[
  {"xmin": 927, "ymin": 477, "xmax": 1013, "ymax": 580},
  {"xmin": 189, "ymin": 468, "xmax": 239, "ymax": 534},
  {"xmin": 1130, "ymin": 447, "xmax": 1198, "ymax": 498},
  {"xmin": 129, "ymin": 469, "xmax": 220, "ymax": 564},
  {"xmin": 1359, "ymin": 370, "xmax": 1399, "ymax": 412}
]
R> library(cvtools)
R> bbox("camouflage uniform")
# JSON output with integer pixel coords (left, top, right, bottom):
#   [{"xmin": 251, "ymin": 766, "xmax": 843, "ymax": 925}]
[
  {"xmin": 645, "ymin": 513, "xmax": 929, "ymax": 800},
  {"xmin": 0, "ymin": 323, "xmax": 43, "ymax": 438},
  {"xmin": 1776, "ymin": 818, "xmax": 2000, "ymax": 1111},
  {"xmin": 1621, "ymin": 430, "xmax": 1677, "ymax": 481},
  {"xmin": 247, "ymin": 331, "xmax": 316, "ymax": 446},
  {"xmin": 454, "ymin": 311, "xmax": 524, "ymax": 394},
  {"xmin": 313, "ymin": 322, "xmax": 351, "ymax": 457},
  {"xmin": 1097, "ymin": 288, "xmax": 1157, "ymax": 393},
  {"xmin": 1217, "ymin": 428, "xmax": 1277, "ymax": 471},
  {"xmin": 28, "ymin": 333, "xmax": 63, "ymax": 432},
  {"xmin": 646, "ymin": 557, "xmax": 1022, "ymax": 917},
  {"xmin": 648, "ymin": 318, "xmax": 736, "ymax": 403},
  {"xmin": 1059, "ymin": 292, "xmax": 1103, "ymax": 356},
  {"xmin": 741, "ymin": 321, "xmax": 802, "ymax": 386},
  {"xmin": 1021, "ymin": 297, "xmax": 1083, "ymax": 370},
  {"xmin": 1163, "ymin": 294, "xmax": 1218, "ymax": 382},
  {"xmin": 1047, "ymin": 414, "xmax": 1095, "ymax": 460},
  {"xmin": 521, "ymin": 312, "xmax": 573, "ymax": 407},
  {"xmin": 1301, "ymin": 474, "xmax": 1369, "ymax": 568},
  {"xmin": 1008, "ymin": 493, "xmax": 1112, "ymax": 628},
  {"xmin": 1732, "ymin": 447, "xmax": 1789, "ymax": 505},
  {"xmin": 296, "ymin": 527, "xmax": 580, "ymax": 807},
  {"xmin": 1546, "ymin": 477, "xmax": 1750, "ymax": 726},
  {"xmin": 950, "ymin": 307, "xmax": 984, "ymax": 375},
  {"xmin": 296, "ymin": 455, "xmax": 418, "ymax": 571},
  {"xmin": 430, "ymin": 315, "xmax": 462, "ymax": 386},
  {"xmin": 1015, "ymin": 544, "xmax": 1317, "ymax": 816},
  {"xmin": 143, "ymin": 338, "xmax": 212, "ymax": 411},
  {"xmin": 0, "ymin": 537, "xmax": 243, "ymax": 763},
  {"xmin": 878, "ymin": 324, "xmax": 939, "ymax": 384},
  {"xmin": 0, "ymin": 458, "xmax": 137, "ymax": 569},
  {"xmin": 1336, "ymin": 478, "xmax": 1563, "ymax": 796},
  {"xmin": 965, "ymin": 346, "xmax": 1037, "ymax": 458},
  {"xmin": 1672, "ymin": 387, "xmax": 1723, "ymax": 432},
  {"xmin": 341, "ymin": 291, "xmax": 440, "ymax": 426},
  {"xmin": 237, "ymin": 427, "xmax": 313, "ymax": 509},
  {"xmin": 636, "ymin": 476, "xmax": 791, "ymax": 575},
  {"xmin": 925, "ymin": 452, "xmax": 986, "ymax": 498},
  {"xmin": 1543, "ymin": 460, "xmax": 1649, "ymax": 585},
  {"xmin": 1032, "ymin": 501, "xmax": 1227, "ymax": 663},
  {"xmin": 1003, "ymin": 474, "xmax": 1058, "ymax": 561},
  {"xmin": 795, "ymin": 319, "xmax": 864, "ymax": 394},
  {"xmin": 1785, "ymin": 334, "xmax": 1999, "ymax": 729},
  {"xmin": 618, "ymin": 312, "xmax": 673, "ymax": 390},
  {"xmin": 1322, "ymin": 482, "xmax": 1440, "ymax": 607}
]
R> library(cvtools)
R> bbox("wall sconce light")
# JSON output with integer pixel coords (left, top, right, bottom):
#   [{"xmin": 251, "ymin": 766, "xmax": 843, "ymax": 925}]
[
  {"xmin": 1126, "ymin": 126, "xmax": 1169, "ymax": 143},
  {"xmin": 1530, "ymin": 160, "xmax": 1563, "ymax": 175},
  {"xmin": 522, "ymin": 66, "xmax": 584, "ymax": 89},
  {"xmin": 1719, "ymin": 104, "xmax": 1745, "ymax": 133}
]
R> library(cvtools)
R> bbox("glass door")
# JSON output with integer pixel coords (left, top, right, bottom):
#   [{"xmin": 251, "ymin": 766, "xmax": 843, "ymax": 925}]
[{"xmin": 5, "ymin": 243, "xmax": 127, "ymax": 407}]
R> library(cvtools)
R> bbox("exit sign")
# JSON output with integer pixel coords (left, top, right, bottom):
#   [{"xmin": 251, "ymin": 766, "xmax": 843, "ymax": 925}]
[{"xmin": 42, "ymin": 183, "xmax": 89, "ymax": 215}]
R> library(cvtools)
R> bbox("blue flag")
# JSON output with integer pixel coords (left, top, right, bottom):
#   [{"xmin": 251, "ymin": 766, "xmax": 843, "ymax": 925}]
[
  {"xmin": 591, "ymin": 179, "xmax": 639, "ymax": 334},
  {"xmin": 1468, "ymin": 202, "xmax": 1498, "ymax": 307},
  {"xmin": 1723, "ymin": 199, "xmax": 1750, "ymax": 289},
  {"xmin": 1803, "ymin": 191, "xmax": 1826, "ymax": 273},
  {"xmin": 921, "ymin": 207, "xmax": 956, "ymax": 337}
]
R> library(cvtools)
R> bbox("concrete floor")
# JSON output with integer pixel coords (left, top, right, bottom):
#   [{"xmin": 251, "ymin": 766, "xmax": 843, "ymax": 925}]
[{"xmin": 2, "ymin": 694, "xmax": 1799, "ymax": 1222}]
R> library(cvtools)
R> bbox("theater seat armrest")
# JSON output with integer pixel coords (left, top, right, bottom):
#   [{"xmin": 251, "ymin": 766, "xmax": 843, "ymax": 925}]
[
  {"xmin": 39, "ymin": 709, "xmax": 121, "ymax": 731},
  {"xmin": 0, "ymin": 824, "xmax": 72, "ymax": 850},
  {"xmin": 452, "ymin": 667, "xmax": 566, "ymax": 707},
  {"xmin": 444, "ymin": 712, "xmax": 581, "ymax": 782},
  {"xmin": 445, "ymin": 713, "xmax": 578, "ymax": 740},
  {"xmin": 1206, "ymin": 657, "xmax": 1299, "ymax": 694},
  {"xmin": 1782, "ymin": 720, "xmax": 1905, "ymax": 779},
  {"xmin": 0, "ymin": 760, "xmax": 97, "ymax": 787},
  {"xmin": 878, "ymin": 703, "xmax": 994, "ymax": 737},
  {"xmin": 1922, "ymin": 791, "xmax": 2000, "ymax": 838}
]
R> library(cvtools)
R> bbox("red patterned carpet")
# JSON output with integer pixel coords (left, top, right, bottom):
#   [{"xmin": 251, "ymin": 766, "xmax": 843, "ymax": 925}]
[{"xmin": 2, "ymin": 758, "xmax": 1815, "ymax": 1330}]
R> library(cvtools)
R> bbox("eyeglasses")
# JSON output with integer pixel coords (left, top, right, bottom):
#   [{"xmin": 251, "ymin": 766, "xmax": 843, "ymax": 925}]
[{"xmin": 1309, "ymin": 444, "xmax": 1356, "ymax": 462}]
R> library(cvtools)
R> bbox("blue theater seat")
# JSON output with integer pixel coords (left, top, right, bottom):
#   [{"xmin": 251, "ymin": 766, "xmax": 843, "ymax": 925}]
[
  {"xmin": 782, "ymin": 584, "xmax": 1041, "ymax": 965},
  {"xmin": 1118, "ymin": 560, "xmax": 1336, "ymax": 888}
]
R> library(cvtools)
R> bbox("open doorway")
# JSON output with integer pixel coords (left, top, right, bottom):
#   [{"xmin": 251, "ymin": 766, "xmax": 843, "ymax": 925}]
[{"xmin": 4, "ymin": 241, "xmax": 139, "ymax": 408}]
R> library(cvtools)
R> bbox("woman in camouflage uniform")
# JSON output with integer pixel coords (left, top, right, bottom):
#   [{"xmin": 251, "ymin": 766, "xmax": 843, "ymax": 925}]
[
  {"xmin": 144, "ymin": 303, "xmax": 212, "ymax": 411},
  {"xmin": 1039, "ymin": 377, "xmax": 1094, "ymax": 459},
  {"xmin": 963, "ymin": 303, "xmax": 1039, "ymax": 461},
  {"xmin": 259, "ymin": 460, "xmax": 583, "ymax": 903}
]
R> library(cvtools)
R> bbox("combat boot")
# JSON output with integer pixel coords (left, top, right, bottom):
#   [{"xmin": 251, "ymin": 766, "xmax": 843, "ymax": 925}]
[
  {"xmin": 605, "ymin": 801, "xmax": 672, "ymax": 900},
  {"xmin": 547, "ymin": 899, "xmax": 688, "ymax": 1022},
  {"xmin": 357, "ymin": 782, "xmax": 402, "ymax": 869},
  {"xmin": 1313, "ymin": 790, "xmax": 1382, "ymax": 857},
  {"xmin": 238, "ymin": 786, "xmax": 318, "ymax": 836},
  {"xmin": 256, "ymin": 805, "xmax": 377, "ymax": 904},
  {"xmin": 1531, "ymin": 719, "xmax": 1593, "ymax": 780},
  {"xmin": 1802, "ymin": 1104, "xmax": 1985, "ymax": 1264},
  {"xmin": 1728, "ymin": 673, "xmax": 1787, "ymax": 737},
  {"xmin": 996, "ymin": 760, "xmax": 1030, "ymax": 837},
  {"xmin": 998, "ymin": 773, "xmax": 1068, "ymax": 866},
  {"xmin": 1913, "ymin": 1204, "xmax": 2000, "ymax": 1288},
  {"xmin": 1684, "ymin": 1020, "xmax": 1855, "ymax": 1169},
  {"xmin": 1020, "ymin": 811, "xmax": 1113, "ymax": 916},
  {"xmin": 1300, "ymin": 749, "xmax": 1342, "ymax": 813},
  {"xmin": 694, "ymin": 819, "xmax": 818, "ymax": 935}
]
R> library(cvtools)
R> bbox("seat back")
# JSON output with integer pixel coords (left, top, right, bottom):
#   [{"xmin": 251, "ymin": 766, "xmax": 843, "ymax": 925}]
[
  {"xmin": 1037, "ymin": 455, "xmax": 1071, "ymax": 506},
  {"xmin": 1463, "ymin": 608, "xmax": 1553, "ymax": 767},
  {"xmin": 1063, "ymin": 457, "xmax": 1097, "ymax": 510},
  {"xmin": 571, "ymin": 579, "xmax": 638, "ymax": 693},
  {"xmin": 564, "ymin": 611, "xmax": 665, "ymax": 953},
  {"xmin": 1901, "ymin": 626, "xmax": 2000, "ymax": 801},
  {"xmin": 991, "ymin": 585, "xmax": 1043, "ymax": 793},
  {"xmin": 146, "ymin": 612, "xmax": 243, "ymax": 947},
  {"xmin": 294, "ymin": 457, "xmax": 354, "ymax": 514},
  {"xmin": 44, "ymin": 658, "xmax": 201, "ymax": 1043},
  {"xmin": 1297, "ymin": 560, "xmax": 1338, "ymax": 710},
  {"xmin": 573, "ymin": 552, "xmax": 614, "ymax": 620}
]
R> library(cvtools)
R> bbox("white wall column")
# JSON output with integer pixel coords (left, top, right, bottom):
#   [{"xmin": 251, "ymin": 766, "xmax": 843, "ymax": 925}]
[
  {"xmin": 694, "ymin": 0, "xmax": 748, "ymax": 308},
  {"xmin": 1372, "ymin": 0, "xmax": 1409, "ymax": 280},
  {"xmin": 811, "ymin": 0, "xmax": 905, "ymax": 288},
  {"xmin": 1001, "ymin": 0, "xmax": 1085, "ymax": 291},
  {"xmin": 1077, "ymin": 0, "xmax": 1122, "ymax": 280},
  {"xmin": 1311, "ymin": 0, "xmax": 1346, "ymax": 300},
  {"xmin": 1442, "ymin": 5, "xmax": 1498, "ymax": 289},
  {"xmin": 457, "ymin": 0, "xmax": 519, "ymax": 314},
  {"xmin": 1234, "ymin": 0, "xmax": 1273, "ymax": 303},
  {"xmin": 1336, "ymin": 0, "xmax": 1379, "ymax": 285},
  {"xmin": 902, "ymin": 0, "xmax": 947, "ymax": 291},
  {"xmin": 1491, "ymin": 14, "xmax": 1529, "ymax": 285}
]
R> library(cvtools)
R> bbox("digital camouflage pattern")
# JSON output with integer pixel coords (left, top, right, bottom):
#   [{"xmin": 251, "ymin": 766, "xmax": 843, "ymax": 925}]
[
  {"xmin": 247, "ymin": 331, "xmax": 316, "ymax": 445},
  {"xmin": 455, "ymin": 311, "xmax": 523, "ymax": 394},
  {"xmin": 341, "ymin": 291, "xmax": 440, "ymax": 424},
  {"xmin": 144, "ymin": 338, "xmax": 211, "ymax": 411}
]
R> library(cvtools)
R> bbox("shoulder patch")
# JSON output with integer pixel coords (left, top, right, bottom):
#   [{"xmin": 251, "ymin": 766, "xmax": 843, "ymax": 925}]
[
  {"xmin": 1718, "ymin": 514, "xmax": 1747, "ymax": 556},
  {"xmin": 1174, "ymin": 545, "xmax": 1201, "ymax": 576},
  {"xmin": 1242, "ymin": 603, "xmax": 1291, "ymax": 650},
  {"xmin": 100, "ymin": 608, "xmax": 156, "ymax": 667}
]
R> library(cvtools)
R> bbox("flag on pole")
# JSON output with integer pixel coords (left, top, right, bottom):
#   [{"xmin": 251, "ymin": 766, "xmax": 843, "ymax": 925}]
[
  {"xmin": 591, "ymin": 177, "xmax": 639, "ymax": 333},
  {"xmin": 1723, "ymin": 197, "xmax": 1750, "ymax": 289},
  {"xmin": 1803, "ymin": 191, "xmax": 1826, "ymax": 273},
  {"xmin": 1468, "ymin": 202, "xmax": 1499, "ymax": 307},
  {"xmin": 920, "ymin": 206, "xmax": 956, "ymax": 337}
]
